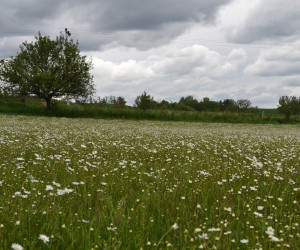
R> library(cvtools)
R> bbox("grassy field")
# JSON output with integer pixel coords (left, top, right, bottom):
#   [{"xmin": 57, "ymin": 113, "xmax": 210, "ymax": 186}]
[{"xmin": 0, "ymin": 114, "xmax": 299, "ymax": 249}]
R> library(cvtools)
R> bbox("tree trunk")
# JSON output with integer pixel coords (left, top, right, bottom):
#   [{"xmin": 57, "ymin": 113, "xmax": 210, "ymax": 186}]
[{"xmin": 45, "ymin": 98, "xmax": 51, "ymax": 111}]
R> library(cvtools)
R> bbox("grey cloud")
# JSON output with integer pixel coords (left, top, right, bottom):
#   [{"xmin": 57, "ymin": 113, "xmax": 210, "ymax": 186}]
[
  {"xmin": 0, "ymin": 36, "xmax": 35, "ymax": 59},
  {"xmin": 282, "ymin": 77, "xmax": 300, "ymax": 87},
  {"xmin": 0, "ymin": 0, "xmax": 233, "ymax": 53},
  {"xmin": 75, "ymin": 23, "xmax": 191, "ymax": 51},
  {"xmin": 244, "ymin": 48, "xmax": 300, "ymax": 76},
  {"xmin": 227, "ymin": 0, "xmax": 300, "ymax": 43},
  {"xmin": 0, "ymin": 0, "xmax": 64, "ymax": 31},
  {"xmin": 88, "ymin": 0, "xmax": 231, "ymax": 31}
]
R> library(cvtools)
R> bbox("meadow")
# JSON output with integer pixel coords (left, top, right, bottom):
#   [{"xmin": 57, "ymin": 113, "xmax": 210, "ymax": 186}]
[{"xmin": 0, "ymin": 114, "xmax": 299, "ymax": 249}]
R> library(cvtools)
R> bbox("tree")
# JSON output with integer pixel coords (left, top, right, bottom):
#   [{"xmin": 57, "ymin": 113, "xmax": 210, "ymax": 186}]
[
  {"xmin": 277, "ymin": 96, "xmax": 299, "ymax": 121},
  {"xmin": 113, "ymin": 96, "xmax": 126, "ymax": 109},
  {"xmin": 135, "ymin": 91, "xmax": 155, "ymax": 111},
  {"xmin": 236, "ymin": 99, "xmax": 251, "ymax": 113},
  {"xmin": 179, "ymin": 96, "xmax": 198, "ymax": 110},
  {"xmin": 221, "ymin": 99, "xmax": 237, "ymax": 112},
  {"xmin": 0, "ymin": 57, "xmax": 29, "ymax": 102},
  {"xmin": 0, "ymin": 32, "xmax": 94, "ymax": 111}
]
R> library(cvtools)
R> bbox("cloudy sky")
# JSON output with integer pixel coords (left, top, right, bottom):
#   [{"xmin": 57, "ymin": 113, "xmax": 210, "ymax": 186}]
[{"xmin": 1, "ymin": 0, "xmax": 300, "ymax": 107}]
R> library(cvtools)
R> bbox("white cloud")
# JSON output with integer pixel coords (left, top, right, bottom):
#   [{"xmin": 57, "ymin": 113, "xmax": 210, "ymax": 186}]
[
  {"xmin": 92, "ymin": 45, "xmax": 244, "ymax": 103},
  {"xmin": 95, "ymin": 44, "xmax": 237, "ymax": 80},
  {"xmin": 94, "ymin": 58, "xmax": 155, "ymax": 82},
  {"xmin": 244, "ymin": 47, "xmax": 300, "ymax": 76},
  {"xmin": 228, "ymin": 48, "xmax": 247, "ymax": 66},
  {"xmin": 93, "ymin": 45, "xmax": 237, "ymax": 84}
]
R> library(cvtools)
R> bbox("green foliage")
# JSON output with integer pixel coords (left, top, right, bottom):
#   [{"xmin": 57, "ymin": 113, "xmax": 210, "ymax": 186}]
[
  {"xmin": 113, "ymin": 96, "xmax": 127, "ymax": 109},
  {"xmin": 277, "ymin": 96, "xmax": 300, "ymax": 121},
  {"xmin": 221, "ymin": 99, "xmax": 237, "ymax": 112},
  {"xmin": 98, "ymin": 96, "xmax": 117, "ymax": 105},
  {"xmin": 259, "ymin": 108, "xmax": 278, "ymax": 115},
  {"xmin": 135, "ymin": 91, "xmax": 155, "ymax": 111},
  {"xmin": 1, "ymin": 96, "xmax": 299, "ymax": 124},
  {"xmin": 1, "ymin": 94, "xmax": 299, "ymax": 124},
  {"xmin": 178, "ymin": 96, "xmax": 254, "ymax": 113},
  {"xmin": 179, "ymin": 95, "xmax": 199, "ymax": 110},
  {"xmin": 236, "ymin": 99, "xmax": 251, "ymax": 112},
  {"xmin": 197, "ymin": 97, "xmax": 220, "ymax": 112},
  {"xmin": 0, "ymin": 32, "xmax": 94, "ymax": 111}
]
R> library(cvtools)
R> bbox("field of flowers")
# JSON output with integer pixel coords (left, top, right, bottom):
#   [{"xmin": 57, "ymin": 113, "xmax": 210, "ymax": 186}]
[{"xmin": 0, "ymin": 114, "xmax": 299, "ymax": 249}]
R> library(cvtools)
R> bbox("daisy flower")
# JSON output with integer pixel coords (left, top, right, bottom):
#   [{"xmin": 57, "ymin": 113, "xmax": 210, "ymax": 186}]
[
  {"xmin": 240, "ymin": 239, "xmax": 249, "ymax": 244},
  {"xmin": 254, "ymin": 211, "xmax": 263, "ymax": 217},
  {"xmin": 198, "ymin": 233, "xmax": 208, "ymax": 240},
  {"xmin": 45, "ymin": 185, "xmax": 54, "ymax": 191},
  {"xmin": 39, "ymin": 234, "xmax": 49, "ymax": 243},
  {"xmin": 270, "ymin": 236, "xmax": 280, "ymax": 242},
  {"xmin": 265, "ymin": 226, "xmax": 275, "ymax": 236},
  {"xmin": 11, "ymin": 243, "xmax": 23, "ymax": 250}
]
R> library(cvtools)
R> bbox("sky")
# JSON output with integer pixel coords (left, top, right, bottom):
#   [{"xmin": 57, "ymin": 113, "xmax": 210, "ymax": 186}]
[{"xmin": 1, "ymin": 0, "xmax": 300, "ymax": 108}]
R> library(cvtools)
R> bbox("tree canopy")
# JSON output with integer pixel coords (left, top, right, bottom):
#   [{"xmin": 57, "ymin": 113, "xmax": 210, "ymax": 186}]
[
  {"xmin": 0, "ymin": 32, "xmax": 94, "ymax": 110},
  {"xmin": 135, "ymin": 91, "xmax": 155, "ymax": 111},
  {"xmin": 277, "ymin": 96, "xmax": 300, "ymax": 120}
]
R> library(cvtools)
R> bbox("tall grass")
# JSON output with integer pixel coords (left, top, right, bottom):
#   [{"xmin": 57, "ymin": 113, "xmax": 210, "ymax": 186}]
[
  {"xmin": 0, "ymin": 97, "xmax": 299, "ymax": 124},
  {"xmin": 0, "ymin": 115, "xmax": 299, "ymax": 249}
]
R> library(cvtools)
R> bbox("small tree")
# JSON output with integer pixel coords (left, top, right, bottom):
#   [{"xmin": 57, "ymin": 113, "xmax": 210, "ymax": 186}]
[
  {"xmin": 0, "ymin": 32, "xmax": 94, "ymax": 111},
  {"xmin": 179, "ymin": 96, "xmax": 198, "ymax": 110},
  {"xmin": 114, "ymin": 96, "xmax": 126, "ymax": 109},
  {"xmin": 135, "ymin": 91, "xmax": 154, "ymax": 111},
  {"xmin": 221, "ymin": 99, "xmax": 237, "ymax": 112},
  {"xmin": 236, "ymin": 99, "xmax": 251, "ymax": 113},
  {"xmin": 277, "ymin": 96, "xmax": 298, "ymax": 121}
]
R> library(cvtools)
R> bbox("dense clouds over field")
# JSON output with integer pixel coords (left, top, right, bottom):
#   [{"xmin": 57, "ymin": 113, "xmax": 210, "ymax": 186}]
[{"xmin": 0, "ymin": 0, "xmax": 300, "ymax": 107}]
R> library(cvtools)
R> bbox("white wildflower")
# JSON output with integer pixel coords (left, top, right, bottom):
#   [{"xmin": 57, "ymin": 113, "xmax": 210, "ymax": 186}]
[
  {"xmin": 45, "ymin": 185, "xmax": 54, "ymax": 191},
  {"xmin": 38, "ymin": 234, "xmax": 49, "ymax": 243},
  {"xmin": 265, "ymin": 226, "xmax": 275, "ymax": 236},
  {"xmin": 240, "ymin": 239, "xmax": 249, "ymax": 244},
  {"xmin": 11, "ymin": 243, "xmax": 23, "ymax": 250}
]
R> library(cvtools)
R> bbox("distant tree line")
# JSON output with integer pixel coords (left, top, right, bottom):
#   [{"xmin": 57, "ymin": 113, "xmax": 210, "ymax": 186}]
[
  {"xmin": 131, "ymin": 92, "xmax": 300, "ymax": 120},
  {"xmin": 75, "ymin": 91, "xmax": 258, "ymax": 113},
  {"xmin": 131, "ymin": 91, "xmax": 258, "ymax": 113}
]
